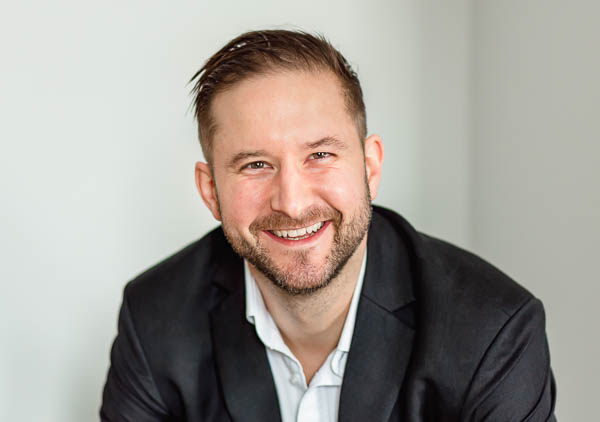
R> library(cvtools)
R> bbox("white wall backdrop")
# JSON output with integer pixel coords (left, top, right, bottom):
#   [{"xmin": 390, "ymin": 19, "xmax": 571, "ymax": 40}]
[{"xmin": 0, "ymin": 1, "xmax": 595, "ymax": 421}]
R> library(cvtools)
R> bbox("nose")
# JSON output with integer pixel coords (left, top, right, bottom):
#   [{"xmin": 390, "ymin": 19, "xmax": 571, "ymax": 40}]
[{"xmin": 270, "ymin": 163, "xmax": 313, "ymax": 219}]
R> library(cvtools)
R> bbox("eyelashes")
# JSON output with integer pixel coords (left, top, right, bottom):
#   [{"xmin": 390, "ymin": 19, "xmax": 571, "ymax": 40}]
[
  {"xmin": 311, "ymin": 152, "xmax": 331, "ymax": 160},
  {"xmin": 243, "ymin": 161, "xmax": 269, "ymax": 170},
  {"xmin": 241, "ymin": 152, "xmax": 334, "ymax": 172}
]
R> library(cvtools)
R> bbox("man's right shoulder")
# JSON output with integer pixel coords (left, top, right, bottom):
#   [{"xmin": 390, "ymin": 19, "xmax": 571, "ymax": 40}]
[
  {"xmin": 122, "ymin": 226, "xmax": 241, "ymax": 318},
  {"xmin": 102, "ymin": 227, "xmax": 242, "ymax": 419}
]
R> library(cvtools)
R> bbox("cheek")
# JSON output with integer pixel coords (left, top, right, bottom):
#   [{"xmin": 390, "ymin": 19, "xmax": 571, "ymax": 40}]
[
  {"xmin": 312, "ymin": 168, "xmax": 366, "ymax": 208},
  {"xmin": 220, "ymin": 180, "xmax": 271, "ymax": 225}
]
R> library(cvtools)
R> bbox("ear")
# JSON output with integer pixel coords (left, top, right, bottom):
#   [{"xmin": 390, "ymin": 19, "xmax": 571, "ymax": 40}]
[
  {"xmin": 363, "ymin": 134, "xmax": 384, "ymax": 200},
  {"xmin": 195, "ymin": 162, "xmax": 221, "ymax": 221}
]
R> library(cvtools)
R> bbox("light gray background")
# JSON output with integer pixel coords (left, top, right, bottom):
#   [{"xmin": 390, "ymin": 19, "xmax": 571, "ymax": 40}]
[{"xmin": 1, "ymin": 1, "xmax": 598, "ymax": 421}]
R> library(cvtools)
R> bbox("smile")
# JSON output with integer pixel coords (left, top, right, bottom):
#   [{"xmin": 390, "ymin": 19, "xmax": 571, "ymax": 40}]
[{"xmin": 268, "ymin": 221, "xmax": 325, "ymax": 240}]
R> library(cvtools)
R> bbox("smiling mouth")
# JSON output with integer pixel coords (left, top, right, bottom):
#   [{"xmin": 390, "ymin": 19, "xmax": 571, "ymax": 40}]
[{"xmin": 267, "ymin": 221, "xmax": 326, "ymax": 240}]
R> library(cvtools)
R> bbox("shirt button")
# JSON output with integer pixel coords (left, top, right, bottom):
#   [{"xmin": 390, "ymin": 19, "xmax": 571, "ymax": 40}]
[{"xmin": 290, "ymin": 373, "xmax": 303, "ymax": 386}]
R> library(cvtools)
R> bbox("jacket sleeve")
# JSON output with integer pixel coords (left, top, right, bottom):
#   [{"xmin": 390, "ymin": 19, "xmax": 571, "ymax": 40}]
[
  {"xmin": 100, "ymin": 287, "xmax": 170, "ymax": 421},
  {"xmin": 460, "ymin": 298, "xmax": 557, "ymax": 422}
]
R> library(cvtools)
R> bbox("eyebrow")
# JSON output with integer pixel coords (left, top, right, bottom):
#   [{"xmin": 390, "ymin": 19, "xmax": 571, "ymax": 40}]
[
  {"xmin": 227, "ymin": 150, "xmax": 270, "ymax": 170},
  {"xmin": 305, "ymin": 136, "xmax": 348, "ymax": 150}
]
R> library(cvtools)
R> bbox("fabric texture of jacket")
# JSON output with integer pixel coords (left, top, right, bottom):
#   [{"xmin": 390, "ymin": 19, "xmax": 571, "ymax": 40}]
[{"xmin": 101, "ymin": 206, "xmax": 557, "ymax": 421}]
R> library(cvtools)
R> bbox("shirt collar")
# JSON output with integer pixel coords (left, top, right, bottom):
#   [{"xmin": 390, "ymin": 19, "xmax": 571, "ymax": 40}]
[
  {"xmin": 336, "ymin": 250, "xmax": 367, "ymax": 353},
  {"xmin": 244, "ymin": 261, "xmax": 290, "ymax": 356}
]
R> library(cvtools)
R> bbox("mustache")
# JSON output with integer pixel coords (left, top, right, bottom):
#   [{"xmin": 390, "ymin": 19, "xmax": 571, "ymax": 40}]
[{"xmin": 249, "ymin": 206, "xmax": 341, "ymax": 232}]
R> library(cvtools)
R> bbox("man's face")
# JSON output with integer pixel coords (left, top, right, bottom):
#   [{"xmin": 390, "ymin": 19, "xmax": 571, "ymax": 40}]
[{"xmin": 197, "ymin": 70, "xmax": 383, "ymax": 295}]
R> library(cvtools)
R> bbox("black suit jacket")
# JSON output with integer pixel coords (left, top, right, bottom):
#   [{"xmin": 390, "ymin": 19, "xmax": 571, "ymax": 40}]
[{"xmin": 101, "ymin": 206, "xmax": 556, "ymax": 421}]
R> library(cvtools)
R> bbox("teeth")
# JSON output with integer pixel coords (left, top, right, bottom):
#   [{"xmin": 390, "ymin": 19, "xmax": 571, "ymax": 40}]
[{"xmin": 271, "ymin": 221, "xmax": 324, "ymax": 239}]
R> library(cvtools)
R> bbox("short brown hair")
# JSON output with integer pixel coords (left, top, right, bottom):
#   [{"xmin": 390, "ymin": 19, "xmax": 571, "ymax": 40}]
[{"xmin": 189, "ymin": 29, "xmax": 367, "ymax": 165}]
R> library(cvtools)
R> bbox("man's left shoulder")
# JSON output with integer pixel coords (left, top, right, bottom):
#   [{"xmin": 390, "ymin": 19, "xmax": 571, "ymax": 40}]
[
  {"xmin": 371, "ymin": 205, "xmax": 542, "ymax": 330},
  {"xmin": 372, "ymin": 207, "xmax": 556, "ymax": 419},
  {"xmin": 418, "ymin": 232, "xmax": 535, "ymax": 318}
]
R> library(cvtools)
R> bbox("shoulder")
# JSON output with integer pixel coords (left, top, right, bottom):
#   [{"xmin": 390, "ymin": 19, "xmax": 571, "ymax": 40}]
[
  {"xmin": 122, "ymin": 226, "xmax": 241, "ymax": 330},
  {"xmin": 371, "ymin": 207, "xmax": 553, "ymax": 415},
  {"xmin": 371, "ymin": 205, "xmax": 534, "ymax": 320},
  {"xmin": 370, "ymin": 206, "xmax": 545, "ymax": 375},
  {"xmin": 410, "ymin": 228, "xmax": 554, "ymax": 419},
  {"xmin": 104, "ymin": 227, "xmax": 242, "ymax": 417},
  {"xmin": 418, "ymin": 232, "xmax": 534, "ymax": 318}
]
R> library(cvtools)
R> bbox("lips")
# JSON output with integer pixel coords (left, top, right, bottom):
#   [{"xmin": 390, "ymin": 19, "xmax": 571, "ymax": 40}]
[
  {"xmin": 268, "ymin": 221, "xmax": 325, "ymax": 240},
  {"xmin": 250, "ymin": 207, "xmax": 340, "ymax": 242}
]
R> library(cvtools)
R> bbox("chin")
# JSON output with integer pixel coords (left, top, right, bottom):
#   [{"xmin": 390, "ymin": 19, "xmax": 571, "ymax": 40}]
[{"xmin": 250, "ymin": 252, "xmax": 345, "ymax": 296}]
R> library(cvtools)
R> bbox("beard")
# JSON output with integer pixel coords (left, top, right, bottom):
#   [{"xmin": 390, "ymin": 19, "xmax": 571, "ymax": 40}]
[{"xmin": 219, "ymin": 182, "xmax": 372, "ymax": 296}]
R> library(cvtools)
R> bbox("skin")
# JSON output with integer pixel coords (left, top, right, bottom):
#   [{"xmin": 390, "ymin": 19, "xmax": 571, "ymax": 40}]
[{"xmin": 195, "ymin": 69, "xmax": 384, "ymax": 383}]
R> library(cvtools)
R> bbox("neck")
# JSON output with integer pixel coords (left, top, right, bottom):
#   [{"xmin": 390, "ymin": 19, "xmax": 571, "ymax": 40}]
[{"xmin": 249, "ymin": 237, "xmax": 367, "ymax": 382}]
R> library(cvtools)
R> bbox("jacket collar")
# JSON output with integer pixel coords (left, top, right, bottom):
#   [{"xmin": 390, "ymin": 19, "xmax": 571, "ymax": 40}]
[{"xmin": 209, "ymin": 206, "xmax": 417, "ymax": 421}]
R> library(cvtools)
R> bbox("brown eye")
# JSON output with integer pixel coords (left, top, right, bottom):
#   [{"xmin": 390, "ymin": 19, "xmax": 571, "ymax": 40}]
[
  {"xmin": 246, "ymin": 161, "xmax": 266, "ymax": 169},
  {"xmin": 311, "ymin": 152, "xmax": 330, "ymax": 160}
]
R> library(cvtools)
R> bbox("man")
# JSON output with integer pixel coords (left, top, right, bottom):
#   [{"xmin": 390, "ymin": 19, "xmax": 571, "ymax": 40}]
[{"xmin": 101, "ymin": 30, "xmax": 556, "ymax": 421}]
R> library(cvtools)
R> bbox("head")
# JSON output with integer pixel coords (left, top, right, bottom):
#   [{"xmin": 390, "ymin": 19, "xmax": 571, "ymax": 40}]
[
  {"xmin": 190, "ymin": 30, "xmax": 367, "ymax": 167},
  {"xmin": 191, "ymin": 30, "xmax": 383, "ymax": 295}
]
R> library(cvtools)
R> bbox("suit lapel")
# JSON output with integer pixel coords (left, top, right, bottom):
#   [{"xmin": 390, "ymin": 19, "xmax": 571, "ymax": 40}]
[
  {"xmin": 339, "ymin": 300, "xmax": 415, "ymax": 421},
  {"xmin": 339, "ymin": 210, "xmax": 417, "ymax": 422},
  {"xmin": 208, "ymin": 233, "xmax": 281, "ymax": 422}
]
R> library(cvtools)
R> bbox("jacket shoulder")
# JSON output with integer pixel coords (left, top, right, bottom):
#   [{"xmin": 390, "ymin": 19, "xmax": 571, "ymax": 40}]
[
  {"xmin": 119, "ymin": 226, "xmax": 242, "ymax": 348},
  {"xmin": 417, "ymin": 232, "xmax": 533, "ymax": 318},
  {"xmin": 372, "ymin": 207, "xmax": 554, "ymax": 417},
  {"xmin": 104, "ymin": 227, "xmax": 240, "ymax": 418},
  {"xmin": 125, "ymin": 226, "xmax": 233, "ymax": 305},
  {"xmin": 416, "ymin": 235, "xmax": 554, "ymax": 419},
  {"xmin": 372, "ymin": 205, "xmax": 534, "ymax": 317}
]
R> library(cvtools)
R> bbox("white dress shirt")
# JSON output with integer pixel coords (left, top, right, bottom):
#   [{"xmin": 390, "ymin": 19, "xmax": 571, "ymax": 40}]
[{"xmin": 244, "ymin": 252, "xmax": 367, "ymax": 422}]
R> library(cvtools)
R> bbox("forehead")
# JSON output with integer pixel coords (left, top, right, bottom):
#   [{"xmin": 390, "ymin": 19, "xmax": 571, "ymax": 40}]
[{"xmin": 209, "ymin": 70, "xmax": 358, "ymax": 157}]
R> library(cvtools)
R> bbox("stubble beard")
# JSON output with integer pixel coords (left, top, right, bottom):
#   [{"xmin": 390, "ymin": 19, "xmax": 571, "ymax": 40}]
[{"xmin": 219, "ymin": 182, "xmax": 372, "ymax": 296}]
